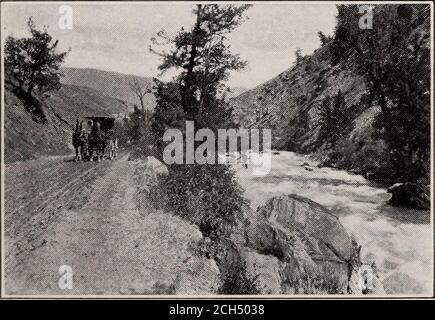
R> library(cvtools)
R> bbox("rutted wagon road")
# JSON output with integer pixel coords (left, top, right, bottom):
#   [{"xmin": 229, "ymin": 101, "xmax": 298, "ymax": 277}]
[
  {"xmin": 4, "ymin": 153, "xmax": 218, "ymax": 295},
  {"xmin": 4, "ymin": 155, "xmax": 114, "ymax": 261},
  {"xmin": 4, "ymin": 154, "xmax": 121, "ymax": 294}
]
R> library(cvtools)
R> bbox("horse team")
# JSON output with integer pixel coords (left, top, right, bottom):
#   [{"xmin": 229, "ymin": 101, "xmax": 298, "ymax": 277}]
[{"xmin": 72, "ymin": 119, "xmax": 118, "ymax": 162}]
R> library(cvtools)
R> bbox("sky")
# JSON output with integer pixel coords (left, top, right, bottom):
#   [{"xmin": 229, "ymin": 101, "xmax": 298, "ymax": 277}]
[{"xmin": 2, "ymin": 2, "xmax": 337, "ymax": 89}]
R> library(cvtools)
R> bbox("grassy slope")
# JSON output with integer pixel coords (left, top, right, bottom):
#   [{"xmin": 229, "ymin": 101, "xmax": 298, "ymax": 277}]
[
  {"xmin": 62, "ymin": 67, "xmax": 247, "ymax": 109},
  {"xmin": 61, "ymin": 67, "xmax": 155, "ymax": 111}
]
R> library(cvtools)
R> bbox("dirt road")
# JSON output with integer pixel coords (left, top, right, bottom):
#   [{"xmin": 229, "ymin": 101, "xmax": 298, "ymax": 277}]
[{"xmin": 4, "ymin": 154, "xmax": 219, "ymax": 296}]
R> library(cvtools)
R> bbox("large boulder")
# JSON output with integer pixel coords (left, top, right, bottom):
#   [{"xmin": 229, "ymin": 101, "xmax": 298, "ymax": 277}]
[
  {"xmin": 387, "ymin": 182, "xmax": 430, "ymax": 210},
  {"xmin": 247, "ymin": 194, "xmax": 353, "ymax": 262},
  {"xmin": 146, "ymin": 156, "xmax": 169, "ymax": 176},
  {"xmin": 244, "ymin": 194, "xmax": 354, "ymax": 294}
]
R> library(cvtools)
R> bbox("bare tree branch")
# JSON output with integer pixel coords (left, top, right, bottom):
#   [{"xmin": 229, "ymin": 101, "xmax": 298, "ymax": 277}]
[{"xmin": 129, "ymin": 77, "xmax": 151, "ymax": 117}]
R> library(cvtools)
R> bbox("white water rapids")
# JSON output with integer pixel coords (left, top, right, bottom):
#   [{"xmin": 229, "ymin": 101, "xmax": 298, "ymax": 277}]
[{"xmin": 234, "ymin": 151, "xmax": 432, "ymax": 295}]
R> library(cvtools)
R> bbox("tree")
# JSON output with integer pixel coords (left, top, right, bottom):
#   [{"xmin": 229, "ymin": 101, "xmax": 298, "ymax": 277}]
[
  {"xmin": 151, "ymin": 80, "xmax": 183, "ymax": 157},
  {"xmin": 151, "ymin": 4, "xmax": 251, "ymax": 124},
  {"xmin": 331, "ymin": 90, "xmax": 353, "ymax": 140},
  {"xmin": 318, "ymin": 31, "xmax": 331, "ymax": 46},
  {"xmin": 330, "ymin": 4, "xmax": 430, "ymax": 181},
  {"xmin": 129, "ymin": 105, "xmax": 144, "ymax": 142},
  {"xmin": 150, "ymin": 4, "xmax": 252, "ymax": 238},
  {"xmin": 4, "ymin": 17, "xmax": 69, "ymax": 97},
  {"xmin": 318, "ymin": 90, "xmax": 353, "ymax": 145},
  {"xmin": 318, "ymin": 95, "xmax": 333, "ymax": 142},
  {"xmin": 129, "ymin": 76, "xmax": 151, "ymax": 119},
  {"xmin": 286, "ymin": 109, "xmax": 309, "ymax": 151},
  {"xmin": 294, "ymin": 47, "xmax": 303, "ymax": 64}
]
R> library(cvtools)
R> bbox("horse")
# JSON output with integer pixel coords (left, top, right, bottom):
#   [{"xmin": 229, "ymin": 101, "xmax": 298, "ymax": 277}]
[
  {"xmin": 72, "ymin": 120, "xmax": 84, "ymax": 161},
  {"xmin": 79, "ymin": 128, "xmax": 90, "ymax": 160},
  {"xmin": 97, "ymin": 135, "xmax": 107, "ymax": 161},
  {"xmin": 89, "ymin": 122, "xmax": 106, "ymax": 162},
  {"xmin": 108, "ymin": 138, "xmax": 118, "ymax": 160}
]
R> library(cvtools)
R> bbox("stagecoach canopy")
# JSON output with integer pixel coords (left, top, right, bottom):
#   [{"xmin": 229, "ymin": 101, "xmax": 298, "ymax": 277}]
[{"xmin": 84, "ymin": 116, "xmax": 115, "ymax": 132}]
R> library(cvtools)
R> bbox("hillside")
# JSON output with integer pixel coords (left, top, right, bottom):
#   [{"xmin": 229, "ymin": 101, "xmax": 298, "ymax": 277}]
[
  {"xmin": 61, "ymin": 67, "xmax": 155, "ymax": 111},
  {"xmin": 4, "ymin": 67, "xmax": 244, "ymax": 164},
  {"xmin": 229, "ymin": 43, "xmax": 368, "ymax": 152},
  {"xmin": 62, "ymin": 67, "xmax": 247, "ymax": 109},
  {"xmin": 224, "ymin": 86, "xmax": 247, "ymax": 101},
  {"xmin": 229, "ymin": 4, "xmax": 430, "ymax": 183},
  {"xmin": 4, "ymin": 81, "xmax": 128, "ymax": 163}
]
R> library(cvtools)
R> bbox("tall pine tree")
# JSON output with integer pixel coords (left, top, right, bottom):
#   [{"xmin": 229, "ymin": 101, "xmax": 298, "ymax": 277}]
[
  {"xmin": 318, "ymin": 90, "xmax": 353, "ymax": 145},
  {"xmin": 150, "ymin": 4, "xmax": 251, "ymax": 237}
]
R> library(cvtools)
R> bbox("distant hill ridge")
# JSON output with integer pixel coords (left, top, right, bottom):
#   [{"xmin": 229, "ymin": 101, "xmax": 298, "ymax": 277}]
[
  {"xmin": 61, "ymin": 67, "xmax": 155, "ymax": 111},
  {"xmin": 61, "ymin": 67, "xmax": 248, "ymax": 108}
]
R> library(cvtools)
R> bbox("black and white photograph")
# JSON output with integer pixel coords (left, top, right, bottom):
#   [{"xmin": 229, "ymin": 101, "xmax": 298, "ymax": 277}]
[{"xmin": 0, "ymin": 1, "xmax": 433, "ymax": 299}]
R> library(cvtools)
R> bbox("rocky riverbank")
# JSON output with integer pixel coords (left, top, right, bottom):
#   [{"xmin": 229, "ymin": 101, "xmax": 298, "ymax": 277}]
[
  {"xmin": 144, "ymin": 154, "xmax": 392, "ymax": 295},
  {"xmin": 234, "ymin": 151, "xmax": 432, "ymax": 295}
]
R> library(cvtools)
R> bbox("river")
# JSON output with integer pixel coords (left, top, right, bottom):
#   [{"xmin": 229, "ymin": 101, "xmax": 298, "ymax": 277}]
[{"xmin": 234, "ymin": 151, "xmax": 432, "ymax": 295}]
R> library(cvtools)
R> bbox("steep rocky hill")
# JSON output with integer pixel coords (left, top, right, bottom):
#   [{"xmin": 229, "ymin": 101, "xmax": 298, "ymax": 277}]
[
  {"xmin": 230, "ymin": 5, "xmax": 429, "ymax": 153},
  {"xmin": 225, "ymin": 86, "xmax": 247, "ymax": 101},
  {"xmin": 229, "ymin": 43, "xmax": 368, "ymax": 152},
  {"xmin": 229, "ymin": 4, "xmax": 430, "ymax": 183}
]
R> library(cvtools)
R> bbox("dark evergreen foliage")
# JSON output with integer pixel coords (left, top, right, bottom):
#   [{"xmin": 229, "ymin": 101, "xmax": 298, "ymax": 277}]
[
  {"xmin": 330, "ymin": 4, "xmax": 430, "ymax": 182},
  {"xmin": 4, "ymin": 17, "xmax": 69, "ymax": 97}
]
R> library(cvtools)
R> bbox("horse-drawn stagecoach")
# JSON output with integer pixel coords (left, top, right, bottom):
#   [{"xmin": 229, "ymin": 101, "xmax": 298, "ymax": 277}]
[{"xmin": 72, "ymin": 116, "xmax": 118, "ymax": 162}]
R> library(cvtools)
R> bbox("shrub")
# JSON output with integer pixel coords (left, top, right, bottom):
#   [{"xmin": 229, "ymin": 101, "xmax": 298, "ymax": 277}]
[
  {"xmin": 153, "ymin": 164, "xmax": 249, "ymax": 238},
  {"xmin": 217, "ymin": 260, "xmax": 260, "ymax": 294},
  {"xmin": 294, "ymin": 264, "xmax": 344, "ymax": 294},
  {"xmin": 150, "ymin": 162, "xmax": 258, "ymax": 295},
  {"xmin": 319, "ymin": 134, "xmax": 395, "ymax": 184}
]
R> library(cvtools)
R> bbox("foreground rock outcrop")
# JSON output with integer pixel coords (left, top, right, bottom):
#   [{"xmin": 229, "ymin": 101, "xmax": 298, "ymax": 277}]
[{"xmin": 240, "ymin": 194, "xmax": 383, "ymax": 294}]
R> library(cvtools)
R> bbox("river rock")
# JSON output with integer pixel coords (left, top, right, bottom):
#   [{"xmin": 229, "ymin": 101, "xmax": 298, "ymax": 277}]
[
  {"xmin": 348, "ymin": 263, "xmax": 386, "ymax": 295},
  {"xmin": 245, "ymin": 194, "xmax": 353, "ymax": 294},
  {"xmin": 387, "ymin": 182, "xmax": 430, "ymax": 210},
  {"xmin": 382, "ymin": 272, "xmax": 424, "ymax": 294},
  {"xmin": 146, "ymin": 156, "xmax": 169, "ymax": 176},
  {"xmin": 243, "ymin": 248, "xmax": 282, "ymax": 294},
  {"xmin": 317, "ymin": 150, "xmax": 340, "ymax": 169}
]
